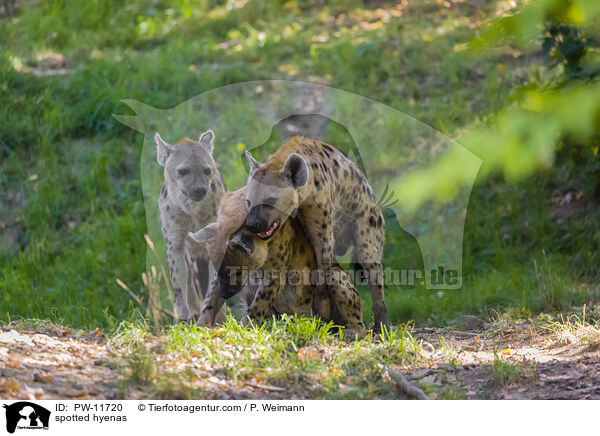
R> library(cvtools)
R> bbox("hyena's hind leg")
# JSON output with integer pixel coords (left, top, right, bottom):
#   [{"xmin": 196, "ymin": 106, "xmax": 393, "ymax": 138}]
[
  {"xmin": 353, "ymin": 211, "xmax": 389, "ymax": 333},
  {"xmin": 326, "ymin": 267, "xmax": 366, "ymax": 341}
]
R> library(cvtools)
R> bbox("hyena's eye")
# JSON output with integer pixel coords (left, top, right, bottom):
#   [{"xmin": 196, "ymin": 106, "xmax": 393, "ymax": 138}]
[
  {"xmin": 177, "ymin": 168, "xmax": 190, "ymax": 176},
  {"xmin": 203, "ymin": 167, "xmax": 211, "ymax": 176}
]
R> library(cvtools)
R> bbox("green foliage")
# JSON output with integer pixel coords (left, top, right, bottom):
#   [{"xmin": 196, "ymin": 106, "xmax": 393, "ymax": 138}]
[
  {"xmin": 1, "ymin": 0, "xmax": 599, "ymax": 329},
  {"xmin": 398, "ymin": 0, "xmax": 600, "ymax": 210},
  {"xmin": 471, "ymin": 0, "xmax": 600, "ymax": 48},
  {"xmin": 542, "ymin": 24, "xmax": 588, "ymax": 74}
]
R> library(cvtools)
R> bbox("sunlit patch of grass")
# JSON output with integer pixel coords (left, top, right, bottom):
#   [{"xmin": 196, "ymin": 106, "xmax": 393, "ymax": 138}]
[
  {"xmin": 273, "ymin": 314, "xmax": 339, "ymax": 346},
  {"xmin": 108, "ymin": 320, "xmax": 152, "ymax": 350},
  {"xmin": 0, "ymin": 317, "xmax": 67, "ymax": 333},
  {"xmin": 432, "ymin": 335, "xmax": 460, "ymax": 367},
  {"xmin": 165, "ymin": 315, "xmax": 344, "ymax": 383},
  {"xmin": 110, "ymin": 316, "xmax": 430, "ymax": 398},
  {"xmin": 165, "ymin": 322, "xmax": 213, "ymax": 355},
  {"xmin": 542, "ymin": 311, "xmax": 600, "ymax": 349}
]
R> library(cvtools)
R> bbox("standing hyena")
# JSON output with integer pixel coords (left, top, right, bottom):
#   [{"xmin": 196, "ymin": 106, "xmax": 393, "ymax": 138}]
[
  {"xmin": 155, "ymin": 129, "xmax": 226, "ymax": 323},
  {"xmin": 189, "ymin": 187, "xmax": 366, "ymax": 340},
  {"xmin": 244, "ymin": 136, "xmax": 389, "ymax": 332}
]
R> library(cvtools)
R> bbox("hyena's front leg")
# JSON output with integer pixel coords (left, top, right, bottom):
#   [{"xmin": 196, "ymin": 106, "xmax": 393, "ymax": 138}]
[
  {"xmin": 166, "ymin": 242, "xmax": 193, "ymax": 323},
  {"xmin": 241, "ymin": 277, "xmax": 279, "ymax": 327},
  {"xmin": 197, "ymin": 276, "xmax": 226, "ymax": 327},
  {"xmin": 185, "ymin": 254, "xmax": 204, "ymax": 319},
  {"xmin": 312, "ymin": 283, "xmax": 332, "ymax": 321}
]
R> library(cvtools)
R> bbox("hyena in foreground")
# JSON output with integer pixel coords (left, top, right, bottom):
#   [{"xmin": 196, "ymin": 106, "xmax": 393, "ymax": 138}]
[
  {"xmin": 155, "ymin": 129, "xmax": 226, "ymax": 323},
  {"xmin": 244, "ymin": 136, "xmax": 389, "ymax": 332},
  {"xmin": 189, "ymin": 186, "xmax": 366, "ymax": 340}
]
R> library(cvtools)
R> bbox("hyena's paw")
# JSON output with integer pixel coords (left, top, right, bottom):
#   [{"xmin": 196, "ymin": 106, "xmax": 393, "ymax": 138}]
[
  {"xmin": 175, "ymin": 316, "xmax": 197, "ymax": 326},
  {"xmin": 372, "ymin": 319, "xmax": 392, "ymax": 335},
  {"xmin": 196, "ymin": 311, "xmax": 214, "ymax": 327},
  {"xmin": 340, "ymin": 326, "xmax": 366, "ymax": 342},
  {"xmin": 372, "ymin": 324, "xmax": 399, "ymax": 342},
  {"xmin": 240, "ymin": 314, "xmax": 252, "ymax": 327},
  {"xmin": 214, "ymin": 305, "xmax": 227, "ymax": 326}
]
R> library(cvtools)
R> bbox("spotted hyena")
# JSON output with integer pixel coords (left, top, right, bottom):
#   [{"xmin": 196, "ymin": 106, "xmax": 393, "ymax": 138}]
[
  {"xmin": 155, "ymin": 129, "xmax": 226, "ymax": 323},
  {"xmin": 243, "ymin": 136, "xmax": 388, "ymax": 332},
  {"xmin": 190, "ymin": 186, "xmax": 366, "ymax": 340}
]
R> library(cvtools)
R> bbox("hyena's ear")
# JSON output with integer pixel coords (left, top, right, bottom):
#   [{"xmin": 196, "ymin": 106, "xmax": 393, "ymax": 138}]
[
  {"xmin": 245, "ymin": 150, "xmax": 260, "ymax": 173},
  {"xmin": 199, "ymin": 129, "xmax": 215, "ymax": 153},
  {"xmin": 155, "ymin": 133, "xmax": 173, "ymax": 166},
  {"xmin": 280, "ymin": 153, "xmax": 309, "ymax": 189},
  {"xmin": 188, "ymin": 223, "xmax": 218, "ymax": 245}
]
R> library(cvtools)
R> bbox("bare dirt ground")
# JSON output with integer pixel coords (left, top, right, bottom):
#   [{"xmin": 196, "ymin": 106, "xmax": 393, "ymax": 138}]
[
  {"xmin": 409, "ymin": 324, "xmax": 600, "ymax": 400},
  {"xmin": 0, "ymin": 325, "xmax": 299, "ymax": 400},
  {"xmin": 1, "ymin": 318, "xmax": 599, "ymax": 400}
]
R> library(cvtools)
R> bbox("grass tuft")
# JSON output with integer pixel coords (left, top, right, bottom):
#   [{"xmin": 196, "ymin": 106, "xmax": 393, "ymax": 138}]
[
  {"xmin": 491, "ymin": 358, "xmax": 535, "ymax": 388},
  {"xmin": 542, "ymin": 311, "xmax": 600, "ymax": 348},
  {"xmin": 108, "ymin": 316, "xmax": 429, "ymax": 398}
]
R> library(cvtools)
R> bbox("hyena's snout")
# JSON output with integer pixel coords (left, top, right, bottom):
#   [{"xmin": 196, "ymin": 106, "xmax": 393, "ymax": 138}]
[
  {"xmin": 187, "ymin": 185, "xmax": 207, "ymax": 201},
  {"xmin": 245, "ymin": 204, "xmax": 276, "ymax": 234},
  {"xmin": 230, "ymin": 232, "xmax": 255, "ymax": 254}
]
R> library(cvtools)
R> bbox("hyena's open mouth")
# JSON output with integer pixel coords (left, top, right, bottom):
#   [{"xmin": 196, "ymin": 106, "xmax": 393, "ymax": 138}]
[{"xmin": 257, "ymin": 221, "xmax": 280, "ymax": 240}]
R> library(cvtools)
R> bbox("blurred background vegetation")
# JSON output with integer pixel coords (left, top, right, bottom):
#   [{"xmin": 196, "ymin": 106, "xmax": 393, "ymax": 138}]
[{"xmin": 1, "ymin": 0, "xmax": 599, "ymax": 329}]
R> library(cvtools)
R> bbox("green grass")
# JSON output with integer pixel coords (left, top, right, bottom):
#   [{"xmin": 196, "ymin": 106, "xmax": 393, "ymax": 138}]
[
  {"xmin": 491, "ymin": 358, "xmax": 535, "ymax": 388},
  {"xmin": 1, "ymin": 0, "xmax": 599, "ymax": 329},
  {"xmin": 542, "ymin": 311, "xmax": 600, "ymax": 348},
  {"xmin": 109, "ymin": 315, "xmax": 427, "ymax": 399},
  {"xmin": 491, "ymin": 359, "xmax": 524, "ymax": 387},
  {"xmin": 0, "ymin": 317, "xmax": 64, "ymax": 332}
]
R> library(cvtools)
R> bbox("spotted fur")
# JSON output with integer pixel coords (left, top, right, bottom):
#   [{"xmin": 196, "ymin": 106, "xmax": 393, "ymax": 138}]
[
  {"xmin": 244, "ymin": 136, "xmax": 388, "ymax": 332},
  {"xmin": 156, "ymin": 129, "xmax": 226, "ymax": 323},
  {"xmin": 191, "ymin": 186, "xmax": 366, "ymax": 340}
]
